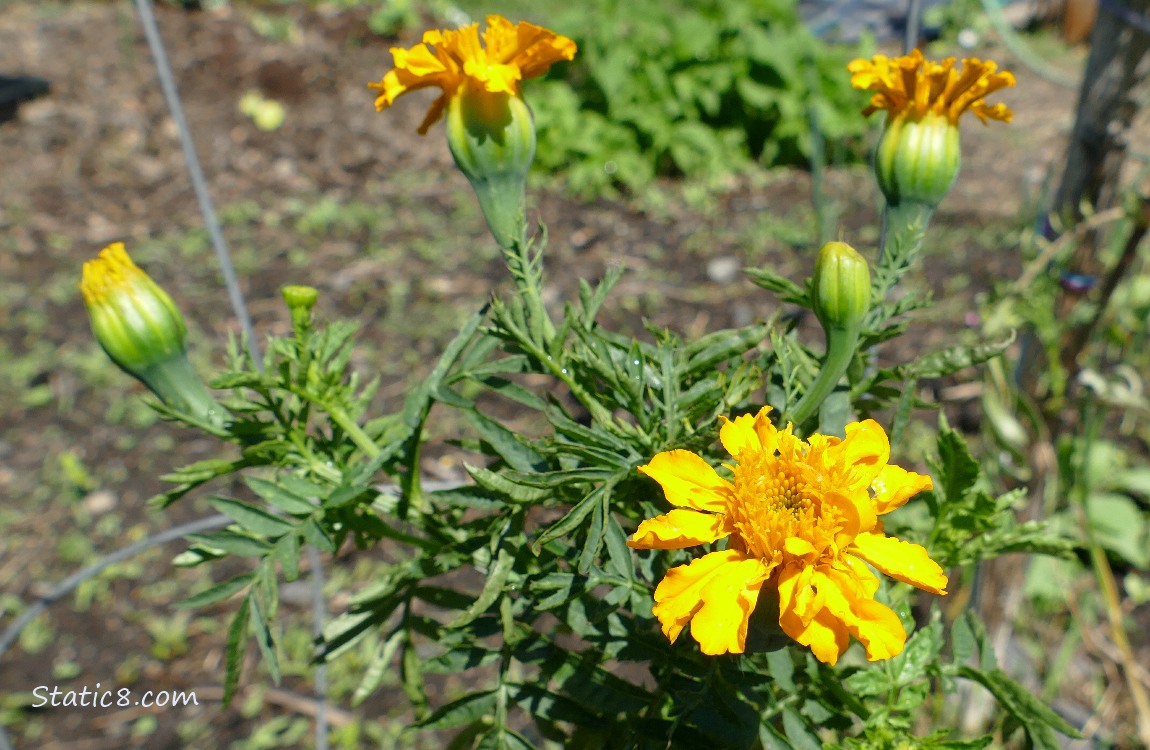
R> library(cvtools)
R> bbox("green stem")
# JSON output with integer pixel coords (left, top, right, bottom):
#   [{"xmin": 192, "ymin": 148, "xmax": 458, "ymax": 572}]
[
  {"xmin": 143, "ymin": 356, "xmax": 227, "ymax": 428},
  {"xmin": 325, "ymin": 404, "xmax": 381, "ymax": 459},
  {"xmin": 871, "ymin": 201, "xmax": 934, "ymax": 310},
  {"xmin": 785, "ymin": 327, "xmax": 859, "ymax": 429},
  {"xmin": 503, "ymin": 236, "xmax": 556, "ymax": 345}
]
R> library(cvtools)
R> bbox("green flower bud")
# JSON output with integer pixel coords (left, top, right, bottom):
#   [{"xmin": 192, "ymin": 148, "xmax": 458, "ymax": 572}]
[
  {"xmin": 282, "ymin": 285, "xmax": 318, "ymax": 312},
  {"xmin": 812, "ymin": 241, "xmax": 871, "ymax": 336},
  {"xmin": 445, "ymin": 85, "xmax": 535, "ymax": 249},
  {"xmin": 873, "ymin": 112, "xmax": 960, "ymax": 209},
  {"xmin": 81, "ymin": 243, "xmax": 222, "ymax": 425}
]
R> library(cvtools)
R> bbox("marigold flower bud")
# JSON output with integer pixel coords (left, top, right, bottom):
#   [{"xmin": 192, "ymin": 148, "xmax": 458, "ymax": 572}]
[
  {"xmin": 446, "ymin": 86, "xmax": 535, "ymax": 249},
  {"xmin": 812, "ymin": 241, "xmax": 871, "ymax": 336},
  {"xmin": 80, "ymin": 243, "xmax": 222, "ymax": 424},
  {"xmin": 873, "ymin": 112, "xmax": 960, "ymax": 209},
  {"xmin": 848, "ymin": 50, "xmax": 1014, "ymax": 209}
]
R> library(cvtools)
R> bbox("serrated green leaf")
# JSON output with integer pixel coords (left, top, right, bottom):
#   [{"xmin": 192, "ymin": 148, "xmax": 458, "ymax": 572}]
[
  {"xmin": 467, "ymin": 465, "xmax": 552, "ymax": 503},
  {"xmin": 299, "ymin": 518, "xmax": 334, "ymax": 553},
  {"xmin": 177, "ymin": 573, "xmax": 254, "ymax": 609},
  {"xmin": 465, "ymin": 409, "xmax": 546, "ymax": 472},
  {"xmin": 244, "ymin": 476, "xmax": 316, "ymax": 516},
  {"xmin": 273, "ymin": 532, "xmax": 300, "ymax": 582},
  {"xmin": 745, "ymin": 267, "xmax": 809, "ymax": 306},
  {"xmin": 958, "ymin": 667, "xmax": 1081, "ymax": 746},
  {"xmin": 208, "ymin": 497, "xmax": 296, "ymax": 537},
  {"xmin": 249, "ymin": 589, "xmax": 280, "ymax": 684},
  {"xmin": 603, "ymin": 513, "xmax": 633, "ymax": 582},
  {"xmin": 412, "ymin": 688, "xmax": 499, "ymax": 731},
  {"xmin": 448, "ymin": 548, "xmax": 516, "ymax": 629},
  {"xmin": 933, "ymin": 419, "xmax": 980, "ymax": 505},
  {"xmin": 222, "ymin": 598, "xmax": 250, "ymax": 706},
  {"xmin": 898, "ymin": 332, "xmax": 1014, "ymax": 379},
  {"xmin": 185, "ymin": 530, "xmax": 271, "ymax": 558},
  {"xmin": 534, "ymin": 486, "xmax": 604, "ymax": 554},
  {"xmin": 352, "ymin": 629, "xmax": 405, "ymax": 705},
  {"xmin": 781, "ymin": 705, "xmax": 822, "ymax": 750}
]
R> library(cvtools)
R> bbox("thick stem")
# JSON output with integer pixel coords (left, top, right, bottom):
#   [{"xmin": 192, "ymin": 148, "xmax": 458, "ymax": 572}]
[
  {"xmin": 785, "ymin": 326, "xmax": 859, "ymax": 429},
  {"xmin": 143, "ymin": 356, "xmax": 226, "ymax": 428},
  {"xmin": 325, "ymin": 404, "xmax": 381, "ymax": 460},
  {"xmin": 871, "ymin": 201, "xmax": 934, "ymax": 308},
  {"xmin": 503, "ymin": 235, "xmax": 556, "ymax": 345}
]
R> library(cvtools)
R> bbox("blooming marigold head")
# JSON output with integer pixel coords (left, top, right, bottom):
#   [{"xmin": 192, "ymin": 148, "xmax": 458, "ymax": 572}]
[
  {"xmin": 368, "ymin": 15, "xmax": 576, "ymax": 135},
  {"xmin": 847, "ymin": 48, "xmax": 1015, "ymax": 126},
  {"xmin": 628, "ymin": 407, "xmax": 947, "ymax": 663}
]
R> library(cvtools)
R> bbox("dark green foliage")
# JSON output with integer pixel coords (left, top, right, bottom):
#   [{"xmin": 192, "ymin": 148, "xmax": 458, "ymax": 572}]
[{"xmin": 531, "ymin": 0, "xmax": 869, "ymax": 194}]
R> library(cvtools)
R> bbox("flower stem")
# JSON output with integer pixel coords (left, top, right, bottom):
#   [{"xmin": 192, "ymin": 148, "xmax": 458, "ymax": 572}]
[
  {"xmin": 144, "ymin": 356, "xmax": 227, "ymax": 428},
  {"xmin": 786, "ymin": 326, "xmax": 859, "ymax": 429},
  {"xmin": 870, "ymin": 201, "xmax": 934, "ymax": 309},
  {"xmin": 325, "ymin": 404, "xmax": 381, "ymax": 460}
]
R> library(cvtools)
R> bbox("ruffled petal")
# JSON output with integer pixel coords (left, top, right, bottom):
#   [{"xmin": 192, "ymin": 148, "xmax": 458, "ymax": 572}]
[
  {"xmin": 820, "ymin": 568, "xmax": 906, "ymax": 661},
  {"xmin": 690, "ymin": 557, "xmax": 769, "ymax": 655},
  {"xmin": 639, "ymin": 450, "xmax": 731, "ymax": 513},
  {"xmin": 651, "ymin": 549, "xmax": 747, "ymax": 644},
  {"xmin": 779, "ymin": 565, "xmax": 849, "ymax": 664},
  {"xmin": 719, "ymin": 412, "xmax": 762, "ymax": 458},
  {"xmin": 627, "ymin": 508, "xmax": 729, "ymax": 550},
  {"xmin": 871, "ymin": 464, "xmax": 933, "ymax": 515},
  {"xmin": 851, "ymin": 531, "xmax": 948, "ymax": 595},
  {"xmin": 834, "ymin": 420, "xmax": 890, "ymax": 488}
]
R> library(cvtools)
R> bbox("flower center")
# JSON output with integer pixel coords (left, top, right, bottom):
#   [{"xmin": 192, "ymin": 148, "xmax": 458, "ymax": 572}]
[{"xmin": 726, "ymin": 449, "xmax": 844, "ymax": 565}]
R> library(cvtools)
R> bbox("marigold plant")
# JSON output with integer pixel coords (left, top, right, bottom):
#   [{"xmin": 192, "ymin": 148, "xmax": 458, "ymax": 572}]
[{"xmin": 67, "ymin": 17, "xmax": 1087, "ymax": 749}]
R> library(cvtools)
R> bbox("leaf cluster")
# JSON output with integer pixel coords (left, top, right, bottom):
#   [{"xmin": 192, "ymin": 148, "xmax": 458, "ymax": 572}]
[{"xmin": 531, "ymin": 0, "xmax": 870, "ymax": 195}]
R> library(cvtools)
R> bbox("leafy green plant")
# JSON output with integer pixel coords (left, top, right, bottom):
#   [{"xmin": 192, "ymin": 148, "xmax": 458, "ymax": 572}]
[{"xmin": 531, "ymin": 0, "xmax": 870, "ymax": 195}]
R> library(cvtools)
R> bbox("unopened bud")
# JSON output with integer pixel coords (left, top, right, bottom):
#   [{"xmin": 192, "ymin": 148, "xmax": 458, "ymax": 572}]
[
  {"xmin": 812, "ymin": 241, "xmax": 871, "ymax": 336},
  {"xmin": 80, "ymin": 243, "xmax": 222, "ymax": 424}
]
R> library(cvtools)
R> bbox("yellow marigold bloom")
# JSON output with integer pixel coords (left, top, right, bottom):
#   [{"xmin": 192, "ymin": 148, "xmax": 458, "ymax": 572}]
[
  {"xmin": 628, "ymin": 407, "xmax": 947, "ymax": 663},
  {"xmin": 369, "ymin": 15, "xmax": 577, "ymax": 135},
  {"xmin": 847, "ymin": 48, "xmax": 1014, "ymax": 125},
  {"xmin": 847, "ymin": 50, "xmax": 1014, "ymax": 208}
]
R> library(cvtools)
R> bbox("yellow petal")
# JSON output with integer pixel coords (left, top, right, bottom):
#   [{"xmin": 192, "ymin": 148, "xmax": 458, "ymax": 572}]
[
  {"xmin": 851, "ymin": 532, "xmax": 948, "ymax": 595},
  {"xmin": 638, "ymin": 450, "xmax": 731, "ymax": 513},
  {"xmin": 836, "ymin": 420, "xmax": 890, "ymax": 487},
  {"xmin": 871, "ymin": 464, "xmax": 933, "ymax": 515},
  {"xmin": 652, "ymin": 549, "xmax": 746, "ymax": 644},
  {"xmin": 627, "ymin": 508, "xmax": 728, "ymax": 550},
  {"xmin": 778, "ymin": 567, "xmax": 849, "ymax": 664},
  {"xmin": 821, "ymin": 567, "xmax": 907, "ymax": 661},
  {"xmin": 719, "ymin": 412, "xmax": 761, "ymax": 458},
  {"xmin": 690, "ymin": 557, "xmax": 769, "ymax": 655}
]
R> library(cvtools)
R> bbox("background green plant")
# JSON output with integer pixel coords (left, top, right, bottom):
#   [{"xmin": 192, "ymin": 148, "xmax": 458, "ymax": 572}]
[{"xmin": 528, "ymin": 0, "xmax": 870, "ymax": 195}]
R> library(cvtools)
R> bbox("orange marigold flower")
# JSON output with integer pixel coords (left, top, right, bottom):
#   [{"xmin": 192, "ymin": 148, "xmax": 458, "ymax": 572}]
[
  {"xmin": 847, "ymin": 48, "xmax": 1014, "ymax": 125},
  {"xmin": 628, "ymin": 407, "xmax": 947, "ymax": 663},
  {"xmin": 369, "ymin": 15, "xmax": 576, "ymax": 134}
]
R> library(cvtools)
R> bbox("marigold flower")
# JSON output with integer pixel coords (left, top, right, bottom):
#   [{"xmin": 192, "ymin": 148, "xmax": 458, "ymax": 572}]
[
  {"xmin": 628, "ymin": 407, "xmax": 947, "ymax": 663},
  {"xmin": 848, "ymin": 50, "xmax": 1014, "ymax": 208},
  {"xmin": 847, "ymin": 49, "xmax": 1014, "ymax": 126},
  {"xmin": 369, "ymin": 15, "xmax": 576, "ymax": 135},
  {"xmin": 369, "ymin": 16, "xmax": 576, "ymax": 248}
]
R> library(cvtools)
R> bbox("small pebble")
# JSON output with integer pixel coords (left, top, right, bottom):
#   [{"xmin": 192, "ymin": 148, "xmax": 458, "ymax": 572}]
[{"xmin": 706, "ymin": 256, "xmax": 741, "ymax": 284}]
